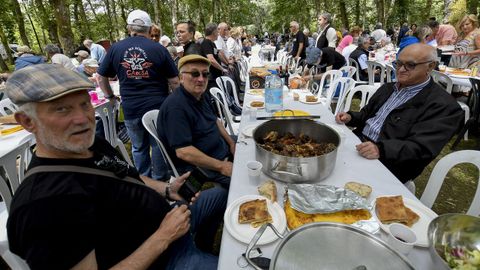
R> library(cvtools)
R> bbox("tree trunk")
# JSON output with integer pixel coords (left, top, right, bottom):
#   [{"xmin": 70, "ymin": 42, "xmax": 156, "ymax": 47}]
[
  {"xmin": 0, "ymin": 25, "xmax": 13, "ymax": 65},
  {"xmin": 424, "ymin": 0, "xmax": 433, "ymax": 19},
  {"xmin": 338, "ymin": 0, "xmax": 349, "ymax": 30},
  {"xmin": 355, "ymin": 0, "xmax": 361, "ymax": 26},
  {"xmin": 170, "ymin": 0, "xmax": 177, "ymax": 33},
  {"xmin": 103, "ymin": 0, "xmax": 114, "ymax": 42},
  {"xmin": 375, "ymin": 0, "xmax": 385, "ymax": 26},
  {"xmin": 0, "ymin": 55, "xmax": 8, "ymax": 72},
  {"xmin": 49, "ymin": 0, "xmax": 76, "ymax": 56},
  {"xmin": 23, "ymin": 3, "xmax": 43, "ymax": 53},
  {"xmin": 467, "ymin": 0, "xmax": 478, "ymax": 15},
  {"xmin": 118, "ymin": 0, "xmax": 128, "ymax": 38},
  {"xmin": 10, "ymin": 0, "xmax": 30, "ymax": 47},
  {"xmin": 111, "ymin": 0, "xmax": 120, "ymax": 39},
  {"xmin": 73, "ymin": 0, "xmax": 90, "ymax": 41},
  {"xmin": 444, "ymin": 0, "xmax": 453, "ymax": 22},
  {"xmin": 34, "ymin": 0, "xmax": 60, "ymax": 45}
]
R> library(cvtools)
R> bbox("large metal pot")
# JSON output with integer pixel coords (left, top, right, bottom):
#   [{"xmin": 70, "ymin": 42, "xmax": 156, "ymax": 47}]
[
  {"xmin": 253, "ymin": 119, "xmax": 340, "ymax": 183},
  {"xmin": 246, "ymin": 223, "xmax": 415, "ymax": 270}
]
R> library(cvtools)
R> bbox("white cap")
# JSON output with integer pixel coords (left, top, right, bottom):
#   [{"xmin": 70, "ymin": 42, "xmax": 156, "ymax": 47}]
[
  {"xmin": 160, "ymin": 35, "xmax": 171, "ymax": 44},
  {"xmin": 127, "ymin": 10, "xmax": 152, "ymax": 27},
  {"xmin": 82, "ymin": 58, "xmax": 99, "ymax": 67}
]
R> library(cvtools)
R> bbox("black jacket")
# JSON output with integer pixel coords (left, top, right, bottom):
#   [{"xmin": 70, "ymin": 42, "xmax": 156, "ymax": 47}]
[{"xmin": 348, "ymin": 80, "xmax": 463, "ymax": 182}]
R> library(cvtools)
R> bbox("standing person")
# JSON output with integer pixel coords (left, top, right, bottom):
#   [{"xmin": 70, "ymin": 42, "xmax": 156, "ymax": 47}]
[
  {"xmin": 449, "ymin": 14, "xmax": 480, "ymax": 69},
  {"xmin": 97, "ymin": 9, "xmax": 179, "ymax": 180},
  {"xmin": 6, "ymin": 64, "xmax": 227, "ymax": 270},
  {"xmin": 201, "ymin": 23, "xmax": 228, "ymax": 92},
  {"xmin": 427, "ymin": 20, "xmax": 458, "ymax": 46},
  {"xmin": 44, "ymin": 44, "xmax": 76, "ymax": 71},
  {"xmin": 83, "ymin": 39, "xmax": 106, "ymax": 65},
  {"xmin": 289, "ymin": 21, "xmax": 308, "ymax": 60},
  {"xmin": 336, "ymin": 44, "xmax": 463, "ymax": 184},
  {"xmin": 215, "ymin": 22, "xmax": 233, "ymax": 69},
  {"xmin": 316, "ymin": 12, "xmax": 337, "ymax": 49},
  {"xmin": 176, "ymin": 21, "xmax": 202, "ymax": 56},
  {"xmin": 150, "ymin": 24, "xmax": 161, "ymax": 43},
  {"xmin": 14, "ymin": 45, "xmax": 45, "ymax": 70}
]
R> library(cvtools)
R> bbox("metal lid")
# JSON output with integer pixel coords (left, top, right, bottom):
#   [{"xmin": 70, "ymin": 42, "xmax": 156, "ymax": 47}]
[{"xmin": 271, "ymin": 223, "xmax": 414, "ymax": 270}]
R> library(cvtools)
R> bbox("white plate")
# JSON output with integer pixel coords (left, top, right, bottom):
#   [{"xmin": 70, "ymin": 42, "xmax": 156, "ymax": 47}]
[
  {"xmin": 247, "ymin": 89, "xmax": 264, "ymax": 96},
  {"xmin": 246, "ymin": 100, "xmax": 265, "ymax": 109},
  {"xmin": 242, "ymin": 125, "xmax": 257, "ymax": 137},
  {"xmin": 224, "ymin": 195, "xmax": 287, "ymax": 245},
  {"xmin": 372, "ymin": 196, "xmax": 438, "ymax": 247},
  {"xmin": 299, "ymin": 96, "xmax": 322, "ymax": 104}
]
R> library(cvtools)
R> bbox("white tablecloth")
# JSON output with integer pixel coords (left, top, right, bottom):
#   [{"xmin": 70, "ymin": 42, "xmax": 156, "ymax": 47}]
[{"xmin": 217, "ymin": 89, "xmax": 437, "ymax": 269}]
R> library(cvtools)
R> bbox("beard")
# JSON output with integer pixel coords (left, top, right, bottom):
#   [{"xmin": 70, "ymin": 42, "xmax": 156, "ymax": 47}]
[{"xmin": 36, "ymin": 122, "xmax": 95, "ymax": 155}]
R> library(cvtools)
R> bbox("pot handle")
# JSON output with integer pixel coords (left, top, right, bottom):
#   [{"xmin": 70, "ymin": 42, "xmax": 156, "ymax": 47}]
[
  {"xmin": 271, "ymin": 161, "xmax": 303, "ymax": 177},
  {"xmin": 246, "ymin": 223, "xmax": 284, "ymax": 270}
]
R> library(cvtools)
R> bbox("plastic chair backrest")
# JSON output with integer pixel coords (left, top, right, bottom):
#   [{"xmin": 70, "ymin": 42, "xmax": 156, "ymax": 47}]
[
  {"xmin": 209, "ymin": 87, "xmax": 236, "ymax": 135},
  {"xmin": 470, "ymin": 78, "xmax": 480, "ymax": 121},
  {"xmin": 342, "ymin": 85, "xmax": 380, "ymax": 112},
  {"xmin": 0, "ymin": 98, "xmax": 18, "ymax": 116},
  {"xmin": 366, "ymin": 60, "xmax": 386, "ymax": 85},
  {"xmin": 420, "ymin": 150, "xmax": 480, "ymax": 216},
  {"xmin": 326, "ymin": 77, "xmax": 356, "ymax": 114},
  {"xmin": 314, "ymin": 69, "xmax": 343, "ymax": 97},
  {"xmin": 339, "ymin": 66, "xmax": 357, "ymax": 78},
  {"xmin": 216, "ymin": 76, "xmax": 241, "ymax": 108},
  {"xmin": 431, "ymin": 71, "xmax": 453, "ymax": 94},
  {"xmin": 348, "ymin": 58, "xmax": 362, "ymax": 82},
  {"xmin": 0, "ymin": 140, "xmax": 31, "ymax": 211},
  {"xmin": 141, "ymin": 110, "xmax": 180, "ymax": 178},
  {"xmin": 385, "ymin": 64, "xmax": 396, "ymax": 83}
]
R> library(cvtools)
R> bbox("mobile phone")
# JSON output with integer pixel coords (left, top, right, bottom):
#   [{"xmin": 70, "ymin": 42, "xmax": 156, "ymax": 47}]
[{"xmin": 178, "ymin": 168, "xmax": 204, "ymax": 202}]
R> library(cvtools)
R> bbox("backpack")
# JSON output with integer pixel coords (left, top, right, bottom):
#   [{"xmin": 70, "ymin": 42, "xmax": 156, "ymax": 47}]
[{"xmin": 305, "ymin": 46, "xmax": 322, "ymax": 66}]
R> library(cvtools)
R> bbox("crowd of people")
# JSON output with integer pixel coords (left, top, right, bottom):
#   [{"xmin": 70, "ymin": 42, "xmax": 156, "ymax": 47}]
[{"xmin": 0, "ymin": 7, "xmax": 478, "ymax": 270}]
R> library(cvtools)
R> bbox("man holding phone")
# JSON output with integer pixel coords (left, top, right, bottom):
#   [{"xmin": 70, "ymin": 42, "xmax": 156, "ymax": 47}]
[{"xmin": 157, "ymin": 54, "xmax": 235, "ymax": 189}]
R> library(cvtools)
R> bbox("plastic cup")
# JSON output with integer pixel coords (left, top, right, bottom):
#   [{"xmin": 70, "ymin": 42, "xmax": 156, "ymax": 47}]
[
  {"xmin": 247, "ymin": 161, "xmax": 262, "ymax": 184},
  {"xmin": 89, "ymin": 91, "xmax": 99, "ymax": 103},
  {"xmin": 249, "ymin": 108, "xmax": 257, "ymax": 121},
  {"xmin": 386, "ymin": 223, "xmax": 417, "ymax": 256}
]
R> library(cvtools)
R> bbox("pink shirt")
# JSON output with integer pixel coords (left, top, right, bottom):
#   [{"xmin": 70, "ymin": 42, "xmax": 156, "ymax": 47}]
[
  {"xmin": 436, "ymin": 24, "xmax": 458, "ymax": 45},
  {"xmin": 336, "ymin": 35, "xmax": 353, "ymax": 52}
]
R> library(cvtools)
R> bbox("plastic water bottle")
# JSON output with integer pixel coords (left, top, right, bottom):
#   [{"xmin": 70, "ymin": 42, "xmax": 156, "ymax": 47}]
[{"xmin": 265, "ymin": 70, "xmax": 283, "ymax": 113}]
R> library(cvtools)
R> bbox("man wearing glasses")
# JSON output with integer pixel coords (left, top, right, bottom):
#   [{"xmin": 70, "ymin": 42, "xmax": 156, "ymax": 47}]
[
  {"xmin": 157, "ymin": 55, "xmax": 235, "ymax": 189},
  {"xmin": 336, "ymin": 43, "xmax": 463, "ymax": 186}
]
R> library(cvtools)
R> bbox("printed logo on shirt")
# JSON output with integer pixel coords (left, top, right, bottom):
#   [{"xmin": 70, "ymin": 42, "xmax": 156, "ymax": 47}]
[{"xmin": 121, "ymin": 47, "xmax": 153, "ymax": 79}]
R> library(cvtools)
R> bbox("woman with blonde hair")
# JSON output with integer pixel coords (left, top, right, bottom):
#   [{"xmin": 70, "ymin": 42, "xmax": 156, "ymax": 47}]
[
  {"xmin": 449, "ymin": 14, "xmax": 480, "ymax": 69},
  {"xmin": 227, "ymin": 27, "xmax": 243, "ymax": 61}
]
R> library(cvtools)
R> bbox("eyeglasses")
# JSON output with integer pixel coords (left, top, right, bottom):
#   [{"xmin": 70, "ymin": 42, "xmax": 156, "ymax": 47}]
[
  {"xmin": 396, "ymin": 60, "xmax": 434, "ymax": 71},
  {"xmin": 182, "ymin": 71, "xmax": 210, "ymax": 78}
]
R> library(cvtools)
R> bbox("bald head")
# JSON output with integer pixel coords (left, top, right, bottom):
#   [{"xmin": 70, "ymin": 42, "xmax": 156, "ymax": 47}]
[{"xmin": 397, "ymin": 43, "xmax": 438, "ymax": 87}]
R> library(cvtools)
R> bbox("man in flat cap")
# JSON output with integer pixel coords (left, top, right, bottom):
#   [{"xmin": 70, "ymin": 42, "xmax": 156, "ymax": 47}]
[
  {"xmin": 157, "ymin": 55, "xmax": 235, "ymax": 189},
  {"xmin": 6, "ymin": 64, "xmax": 226, "ymax": 269}
]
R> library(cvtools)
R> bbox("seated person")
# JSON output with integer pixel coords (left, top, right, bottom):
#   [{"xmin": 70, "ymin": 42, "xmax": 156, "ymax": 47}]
[
  {"xmin": 318, "ymin": 47, "xmax": 346, "ymax": 72},
  {"xmin": 335, "ymin": 44, "xmax": 463, "ymax": 184},
  {"xmin": 157, "ymin": 55, "xmax": 235, "ymax": 189},
  {"xmin": 349, "ymin": 35, "xmax": 371, "ymax": 81},
  {"xmin": 6, "ymin": 64, "xmax": 227, "ymax": 269},
  {"xmin": 77, "ymin": 58, "xmax": 100, "ymax": 82}
]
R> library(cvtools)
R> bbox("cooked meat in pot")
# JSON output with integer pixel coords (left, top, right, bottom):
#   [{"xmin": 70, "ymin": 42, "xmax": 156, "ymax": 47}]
[{"xmin": 259, "ymin": 131, "xmax": 336, "ymax": 157}]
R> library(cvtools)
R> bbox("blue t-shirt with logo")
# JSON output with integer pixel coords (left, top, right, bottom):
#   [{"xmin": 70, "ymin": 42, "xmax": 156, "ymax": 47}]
[{"xmin": 98, "ymin": 36, "xmax": 178, "ymax": 120}]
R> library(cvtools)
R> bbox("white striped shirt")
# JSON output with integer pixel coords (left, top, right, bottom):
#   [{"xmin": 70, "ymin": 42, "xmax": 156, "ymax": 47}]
[{"xmin": 362, "ymin": 78, "xmax": 431, "ymax": 142}]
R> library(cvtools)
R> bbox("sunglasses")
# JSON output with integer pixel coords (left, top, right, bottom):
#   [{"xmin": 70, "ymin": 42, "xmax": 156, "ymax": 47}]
[
  {"xmin": 396, "ymin": 60, "xmax": 433, "ymax": 71},
  {"xmin": 182, "ymin": 71, "xmax": 210, "ymax": 78}
]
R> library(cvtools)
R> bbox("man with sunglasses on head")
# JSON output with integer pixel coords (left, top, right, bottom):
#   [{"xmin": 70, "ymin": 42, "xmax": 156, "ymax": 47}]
[
  {"xmin": 336, "ymin": 43, "xmax": 463, "ymax": 186},
  {"xmin": 157, "ymin": 55, "xmax": 235, "ymax": 189}
]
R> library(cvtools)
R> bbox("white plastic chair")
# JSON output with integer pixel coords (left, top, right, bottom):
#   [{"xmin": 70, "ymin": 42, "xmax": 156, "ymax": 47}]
[
  {"xmin": 339, "ymin": 66, "xmax": 357, "ymax": 79},
  {"xmin": 209, "ymin": 87, "xmax": 239, "ymax": 135},
  {"xmin": 342, "ymin": 85, "xmax": 380, "ymax": 112},
  {"xmin": 366, "ymin": 60, "xmax": 386, "ymax": 86},
  {"xmin": 0, "ymin": 98, "xmax": 18, "ymax": 116},
  {"xmin": 216, "ymin": 76, "xmax": 242, "ymax": 108},
  {"xmin": 141, "ymin": 110, "xmax": 180, "ymax": 178},
  {"xmin": 420, "ymin": 150, "xmax": 480, "ymax": 216},
  {"xmin": 95, "ymin": 101, "xmax": 133, "ymax": 165},
  {"xmin": 324, "ymin": 77, "xmax": 356, "ymax": 115},
  {"xmin": 348, "ymin": 58, "xmax": 368, "ymax": 85},
  {"xmin": 431, "ymin": 70, "xmax": 470, "ymax": 140},
  {"xmin": 312, "ymin": 69, "xmax": 343, "ymax": 97},
  {"xmin": 0, "ymin": 140, "xmax": 31, "ymax": 269},
  {"xmin": 385, "ymin": 63, "xmax": 396, "ymax": 83}
]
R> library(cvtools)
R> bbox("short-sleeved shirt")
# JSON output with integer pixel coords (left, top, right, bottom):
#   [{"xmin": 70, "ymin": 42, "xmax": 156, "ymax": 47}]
[
  {"xmin": 157, "ymin": 85, "xmax": 229, "ymax": 172},
  {"xmin": 290, "ymin": 31, "xmax": 308, "ymax": 59},
  {"xmin": 200, "ymin": 39, "xmax": 223, "ymax": 81},
  {"xmin": 320, "ymin": 47, "xmax": 346, "ymax": 72},
  {"xmin": 97, "ymin": 36, "xmax": 179, "ymax": 120},
  {"xmin": 215, "ymin": 36, "xmax": 230, "ymax": 58},
  {"xmin": 51, "ymin": 53, "xmax": 76, "ymax": 71},
  {"xmin": 183, "ymin": 41, "xmax": 202, "ymax": 56},
  {"xmin": 436, "ymin": 24, "xmax": 458, "ymax": 45},
  {"xmin": 90, "ymin": 43, "xmax": 106, "ymax": 64},
  {"xmin": 7, "ymin": 137, "xmax": 173, "ymax": 269}
]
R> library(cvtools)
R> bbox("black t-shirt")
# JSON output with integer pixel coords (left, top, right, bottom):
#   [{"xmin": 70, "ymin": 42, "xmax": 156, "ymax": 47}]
[
  {"xmin": 200, "ymin": 39, "xmax": 222, "ymax": 81},
  {"xmin": 7, "ymin": 137, "xmax": 173, "ymax": 269},
  {"xmin": 184, "ymin": 41, "xmax": 202, "ymax": 56},
  {"xmin": 290, "ymin": 31, "xmax": 308, "ymax": 59},
  {"xmin": 320, "ymin": 47, "xmax": 346, "ymax": 72}
]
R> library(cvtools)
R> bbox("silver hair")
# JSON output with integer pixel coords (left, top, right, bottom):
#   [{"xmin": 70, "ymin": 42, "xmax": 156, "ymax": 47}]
[
  {"xmin": 83, "ymin": 39, "xmax": 93, "ymax": 47},
  {"xmin": 44, "ymin": 44, "xmax": 61, "ymax": 55},
  {"xmin": 18, "ymin": 102, "xmax": 37, "ymax": 119},
  {"xmin": 127, "ymin": 24, "xmax": 150, "ymax": 34},
  {"xmin": 290, "ymin": 21, "xmax": 299, "ymax": 29},
  {"xmin": 357, "ymin": 35, "xmax": 370, "ymax": 46},
  {"xmin": 320, "ymin": 13, "xmax": 332, "ymax": 23}
]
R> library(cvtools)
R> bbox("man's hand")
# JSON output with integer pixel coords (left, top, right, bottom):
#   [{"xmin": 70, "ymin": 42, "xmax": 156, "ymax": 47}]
[
  {"xmin": 220, "ymin": 161, "xmax": 233, "ymax": 177},
  {"xmin": 168, "ymin": 172, "xmax": 189, "ymax": 201},
  {"xmin": 156, "ymin": 205, "xmax": 191, "ymax": 243},
  {"xmin": 335, "ymin": 112, "xmax": 352, "ymax": 124},
  {"xmin": 356, "ymin": 142, "xmax": 380, "ymax": 159}
]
